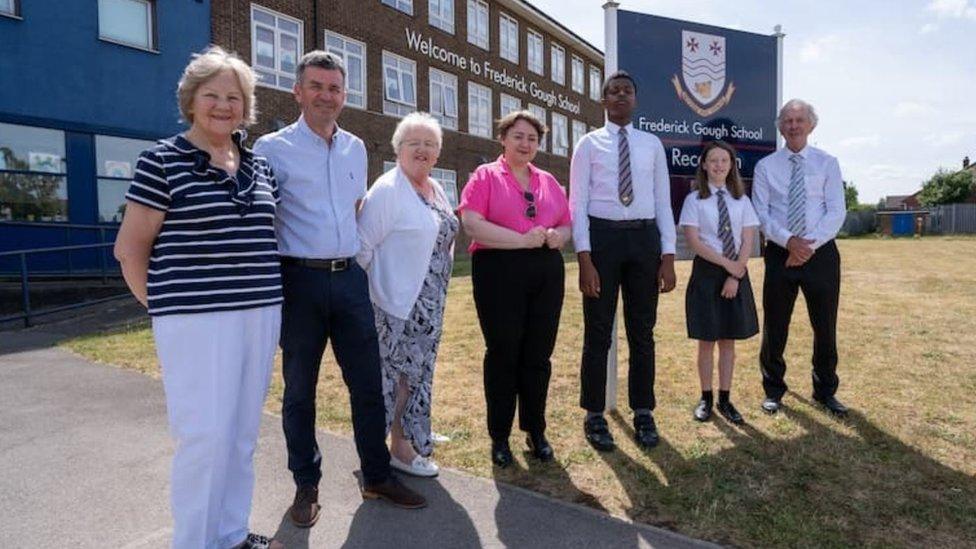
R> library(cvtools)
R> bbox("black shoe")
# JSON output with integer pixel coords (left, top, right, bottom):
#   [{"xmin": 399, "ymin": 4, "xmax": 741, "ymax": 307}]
[
  {"xmin": 633, "ymin": 413, "xmax": 659, "ymax": 449},
  {"xmin": 583, "ymin": 415, "xmax": 615, "ymax": 452},
  {"xmin": 525, "ymin": 432, "xmax": 555, "ymax": 462},
  {"xmin": 491, "ymin": 439, "xmax": 514, "ymax": 467},
  {"xmin": 717, "ymin": 401, "xmax": 744, "ymax": 424},
  {"xmin": 693, "ymin": 399, "xmax": 712, "ymax": 422},
  {"xmin": 813, "ymin": 394, "xmax": 849, "ymax": 416},
  {"xmin": 761, "ymin": 397, "xmax": 782, "ymax": 414}
]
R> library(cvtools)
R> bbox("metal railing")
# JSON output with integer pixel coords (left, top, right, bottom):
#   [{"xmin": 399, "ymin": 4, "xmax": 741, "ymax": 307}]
[{"xmin": 0, "ymin": 221, "xmax": 118, "ymax": 276}]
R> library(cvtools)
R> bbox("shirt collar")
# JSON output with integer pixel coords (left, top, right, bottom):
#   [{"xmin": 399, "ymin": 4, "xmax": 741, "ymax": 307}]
[
  {"xmin": 708, "ymin": 183, "xmax": 728, "ymax": 195},
  {"xmin": 297, "ymin": 114, "xmax": 344, "ymax": 146},
  {"xmin": 497, "ymin": 155, "xmax": 539, "ymax": 178},
  {"xmin": 783, "ymin": 145, "xmax": 810, "ymax": 160},
  {"xmin": 604, "ymin": 119, "xmax": 632, "ymax": 134},
  {"xmin": 164, "ymin": 130, "xmax": 253, "ymax": 169}
]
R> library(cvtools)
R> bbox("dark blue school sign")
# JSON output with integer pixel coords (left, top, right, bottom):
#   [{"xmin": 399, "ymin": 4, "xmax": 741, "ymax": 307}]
[{"xmin": 617, "ymin": 10, "xmax": 778, "ymax": 217}]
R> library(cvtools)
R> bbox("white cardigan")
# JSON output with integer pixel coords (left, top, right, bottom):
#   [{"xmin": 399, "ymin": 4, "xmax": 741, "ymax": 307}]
[{"xmin": 356, "ymin": 166, "xmax": 453, "ymax": 319}]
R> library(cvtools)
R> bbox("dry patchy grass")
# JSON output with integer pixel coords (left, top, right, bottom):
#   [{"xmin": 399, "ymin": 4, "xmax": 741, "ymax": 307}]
[{"xmin": 66, "ymin": 237, "xmax": 976, "ymax": 548}]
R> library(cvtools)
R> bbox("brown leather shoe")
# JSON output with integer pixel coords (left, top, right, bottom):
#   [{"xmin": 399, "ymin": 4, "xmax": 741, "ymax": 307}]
[
  {"xmin": 289, "ymin": 484, "xmax": 321, "ymax": 528},
  {"xmin": 361, "ymin": 475, "xmax": 427, "ymax": 509}
]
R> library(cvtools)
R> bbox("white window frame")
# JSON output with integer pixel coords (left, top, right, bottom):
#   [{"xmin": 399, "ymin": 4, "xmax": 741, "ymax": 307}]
[
  {"xmin": 324, "ymin": 31, "xmax": 367, "ymax": 110},
  {"xmin": 382, "ymin": 0, "xmax": 413, "ymax": 15},
  {"xmin": 527, "ymin": 29, "xmax": 544, "ymax": 75},
  {"xmin": 467, "ymin": 0, "xmax": 489, "ymax": 50},
  {"xmin": 429, "ymin": 68, "xmax": 459, "ymax": 130},
  {"xmin": 550, "ymin": 43, "xmax": 565, "ymax": 85},
  {"xmin": 467, "ymin": 82, "xmax": 492, "ymax": 138},
  {"xmin": 383, "ymin": 51, "xmax": 417, "ymax": 117},
  {"xmin": 551, "ymin": 112, "xmax": 568, "ymax": 156},
  {"xmin": 0, "ymin": 0, "xmax": 20, "ymax": 17},
  {"xmin": 499, "ymin": 12, "xmax": 519, "ymax": 64},
  {"xmin": 251, "ymin": 5, "xmax": 304, "ymax": 92},
  {"xmin": 589, "ymin": 66, "xmax": 603, "ymax": 101},
  {"xmin": 571, "ymin": 55, "xmax": 585, "ymax": 94},
  {"xmin": 429, "ymin": 0, "xmax": 454, "ymax": 34},
  {"xmin": 97, "ymin": 0, "xmax": 155, "ymax": 51},
  {"xmin": 431, "ymin": 168, "xmax": 459, "ymax": 208},
  {"xmin": 572, "ymin": 119, "xmax": 586, "ymax": 153},
  {"xmin": 500, "ymin": 93, "xmax": 521, "ymax": 117},
  {"xmin": 528, "ymin": 103, "xmax": 547, "ymax": 152}
]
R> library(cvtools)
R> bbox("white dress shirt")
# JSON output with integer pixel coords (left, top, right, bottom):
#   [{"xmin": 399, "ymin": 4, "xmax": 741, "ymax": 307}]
[
  {"xmin": 254, "ymin": 116, "xmax": 367, "ymax": 259},
  {"xmin": 569, "ymin": 120, "xmax": 676, "ymax": 254},
  {"xmin": 751, "ymin": 145, "xmax": 845, "ymax": 250},
  {"xmin": 678, "ymin": 184, "xmax": 760, "ymax": 258}
]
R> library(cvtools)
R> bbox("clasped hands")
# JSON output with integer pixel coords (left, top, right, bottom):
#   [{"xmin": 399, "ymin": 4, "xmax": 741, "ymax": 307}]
[
  {"xmin": 522, "ymin": 226, "xmax": 567, "ymax": 250},
  {"xmin": 785, "ymin": 236, "xmax": 816, "ymax": 267},
  {"xmin": 721, "ymin": 256, "xmax": 748, "ymax": 299}
]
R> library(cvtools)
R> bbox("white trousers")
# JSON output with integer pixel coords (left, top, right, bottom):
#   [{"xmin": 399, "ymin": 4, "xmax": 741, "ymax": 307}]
[{"xmin": 153, "ymin": 305, "xmax": 281, "ymax": 549}]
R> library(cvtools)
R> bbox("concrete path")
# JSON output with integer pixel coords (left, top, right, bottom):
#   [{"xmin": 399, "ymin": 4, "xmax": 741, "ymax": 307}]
[{"xmin": 0, "ymin": 310, "xmax": 716, "ymax": 548}]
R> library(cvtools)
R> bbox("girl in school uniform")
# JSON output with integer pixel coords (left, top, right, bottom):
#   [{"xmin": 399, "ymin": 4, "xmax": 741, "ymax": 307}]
[{"xmin": 678, "ymin": 140, "xmax": 760, "ymax": 424}]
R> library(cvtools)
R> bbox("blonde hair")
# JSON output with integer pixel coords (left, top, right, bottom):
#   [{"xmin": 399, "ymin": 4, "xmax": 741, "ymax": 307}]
[
  {"xmin": 177, "ymin": 46, "xmax": 257, "ymax": 126},
  {"xmin": 391, "ymin": 112, "xmax": 443, "ymax": 153}
]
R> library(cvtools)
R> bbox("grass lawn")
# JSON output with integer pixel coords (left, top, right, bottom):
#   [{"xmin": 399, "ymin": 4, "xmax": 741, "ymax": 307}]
[{"xmin": 66, "ymin": 237, "xmax": 976, "ymax": 548}]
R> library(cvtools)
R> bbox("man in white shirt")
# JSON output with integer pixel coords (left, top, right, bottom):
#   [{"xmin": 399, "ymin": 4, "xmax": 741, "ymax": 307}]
[
  {"xmin": 751, "ymin": 99, "xmax": 848, "ymax": 416},
  {"xmin": 570, "ymin": 71, "xmax": 677, "ymax": 452},
  {"xmin": 254, "ymin": 51, "xmax": 425, "ymax": 524}
]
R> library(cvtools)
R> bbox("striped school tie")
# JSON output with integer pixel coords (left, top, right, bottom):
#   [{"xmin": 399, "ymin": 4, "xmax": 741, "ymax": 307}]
[
  {"xmin": 618, "ymin": 127, "xmax": 634, "ymax": 206},
  {"xmin": 787, "ymin": 154, "xmax": 806, "ymax": 236},
  {"xmin": 716, "ymin": 189, "xmax": 738, "ymax": 260}
]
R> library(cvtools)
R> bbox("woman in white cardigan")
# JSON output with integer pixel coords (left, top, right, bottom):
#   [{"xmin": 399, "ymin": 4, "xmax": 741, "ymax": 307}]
[{"xmin": 357, "ymin": 112, "xmax": 459, "ymax": 478}]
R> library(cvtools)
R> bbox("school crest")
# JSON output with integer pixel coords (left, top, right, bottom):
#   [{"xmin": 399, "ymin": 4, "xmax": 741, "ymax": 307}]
[{"xmin": 671, "ymin": 30, "xmax": 736, "ymax": 116}]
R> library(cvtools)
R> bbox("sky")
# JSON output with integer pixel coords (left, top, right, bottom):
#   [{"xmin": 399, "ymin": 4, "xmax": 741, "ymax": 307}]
[{"xmin": 530, "ymin": 0, "xmax": 976, "ymax": 203}]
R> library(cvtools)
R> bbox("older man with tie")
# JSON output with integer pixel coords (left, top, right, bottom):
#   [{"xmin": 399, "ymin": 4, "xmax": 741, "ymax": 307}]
[{"xmin": 752, "ymin": 99, "xmax": 848, "ymax": 416}]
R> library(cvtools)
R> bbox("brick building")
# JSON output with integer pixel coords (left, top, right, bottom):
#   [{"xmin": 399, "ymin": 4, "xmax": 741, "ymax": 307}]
[{"xmin": 211, "ymin": 0, "xmax": 606, "ymax": 209}]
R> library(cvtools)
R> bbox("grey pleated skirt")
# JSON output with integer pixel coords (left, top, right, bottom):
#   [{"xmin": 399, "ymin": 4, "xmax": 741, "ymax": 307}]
[{"xmin": 685, "ymin": 257, "xmax": 759, "ymax": 341}]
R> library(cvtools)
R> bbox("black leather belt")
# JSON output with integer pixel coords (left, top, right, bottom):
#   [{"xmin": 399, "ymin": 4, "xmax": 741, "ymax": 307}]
[
  {"xmin": 589, "ymin": 216, "xmax": 655, "ymax": 230},
  {"xmin": 281, "ymin": 256, "xmax": 353, "ymax": 272}
]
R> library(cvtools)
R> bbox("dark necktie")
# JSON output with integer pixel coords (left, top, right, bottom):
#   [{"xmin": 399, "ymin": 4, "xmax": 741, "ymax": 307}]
[
  {"xmin": 716, "ymin": 189, "xmax": 737, "ymax": 260},
  {"xmin": 618, "ymin": 127, "xmax": 633, "ymax": 206}
]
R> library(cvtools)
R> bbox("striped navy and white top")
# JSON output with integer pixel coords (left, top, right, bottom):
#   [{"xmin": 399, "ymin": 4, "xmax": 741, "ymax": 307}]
[{"xmin": 125, "ymin": 132, "xmax": 283, "ymax": 316}]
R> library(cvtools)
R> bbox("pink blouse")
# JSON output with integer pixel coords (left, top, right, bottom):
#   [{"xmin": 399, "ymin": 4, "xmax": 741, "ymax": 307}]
[{"xmin": 458, "ymin": 156, "xmax": 572, "ymax": 253}]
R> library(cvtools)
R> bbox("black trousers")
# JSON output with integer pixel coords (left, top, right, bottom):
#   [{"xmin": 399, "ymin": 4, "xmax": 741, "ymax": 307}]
[
  {"xmin": 760, "ymin": 240, "xmax": 841, "ymax": 400},
  {"xmin": 472, "ymin": 248, "xmax": 564, "ymax": 441},
  {"xmin": 579, "ymin": 219, "xmax": 662, "ymax": 412},
  {"xmin": 280, "ymin": 261, "xmax": 391, "ymax": 487}
]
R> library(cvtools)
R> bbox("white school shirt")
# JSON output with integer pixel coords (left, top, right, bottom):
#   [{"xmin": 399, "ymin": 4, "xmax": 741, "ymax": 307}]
[
  {"xmin": 751, "ymin": 145, "xmax": 845, "ymax": 250},
  {"xmin": 678, "ymin": 184, "xmax": 760, "ymax": 258},
  {"xmin": 569, "ymin": 120, "xmax": 677, "ymax": 254}
]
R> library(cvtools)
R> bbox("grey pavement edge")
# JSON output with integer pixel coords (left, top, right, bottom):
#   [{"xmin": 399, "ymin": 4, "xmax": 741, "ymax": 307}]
[{"xmin": 0, "ymin": 326, "xmax": 717, "ymax": 548}]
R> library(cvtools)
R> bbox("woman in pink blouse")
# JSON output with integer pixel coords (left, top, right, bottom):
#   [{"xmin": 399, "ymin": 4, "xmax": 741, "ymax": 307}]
[{"xmin": 458, "ymin": 110, "xmax": 572, "ymax": 467}]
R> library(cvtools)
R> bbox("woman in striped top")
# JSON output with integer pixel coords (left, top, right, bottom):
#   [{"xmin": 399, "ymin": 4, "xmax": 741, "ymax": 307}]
[{"xmin": 114, "ymin": 47, "xmax": 282, "ymax": 549}]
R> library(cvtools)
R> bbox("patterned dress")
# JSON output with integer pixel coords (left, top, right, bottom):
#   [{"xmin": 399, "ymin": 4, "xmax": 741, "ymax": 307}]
[{"xmin": 373, "ymin": 190, "xmax": 459, "ymax": 457}]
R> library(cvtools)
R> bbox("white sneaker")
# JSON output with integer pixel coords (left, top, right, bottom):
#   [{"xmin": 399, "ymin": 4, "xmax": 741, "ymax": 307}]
[
  {"xmin": 431, "ymin": 431, "xmax": 451, "ymax": 444},
  {"xmin": 390, "ymin": 454, "xmax": 440, "ymax": 477}
]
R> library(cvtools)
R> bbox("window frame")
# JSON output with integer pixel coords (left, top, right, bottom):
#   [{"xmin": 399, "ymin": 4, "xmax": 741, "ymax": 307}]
[
  {"xmin": 250, "ymin": 4, "xmax": 304, "ymax": 92},
  {"xmin": 527, "ymin": 29, "xmax": 544, "ymax": 75},
  {"xmin": 466, "ymin": 0, "xmax": 489, "ymax": 50},
  {"xmin": 431, "ymin": 167, "xmax": 459, "ymax": 208},
  {"xmin": 382, "ymin": 50, "xmax": 418, "ymax": 117},
  {"xmin": 589, "ymin": 66, "xmax": 603, "ymax": 101},
  {"xmin": 94, "ymin": 134, "xmax": 157, "ymax": 224},
  {"xmin": 467, "ymin": 82, "xmax": 493, "ymax": 138},
  {"xmin": 381, "ymin": 0, "xmax": 414, "ymax": 15},
  {"xmin": 500, "ymin": 93, "xmax": 521, "ymax": 117},
  {"xmin": 428, "ymin": 0, "xmax": 454, "ymax": 34},
  {"xmin": 551, "ymin": 112, "xmax": 569, "ymax": 156},
  {"xmin": 571, "ymin": 119, "xmax": 587, "ymax": 154},
  {"xmin": 324, "ymin": 30, "xmax": 367, "ymax": 110},
  {"xmin": 571, "ymin": 55, "xmax": 585, "ymax": 94},
  {"xmin": 97, "ymin": 0, "xmax": 157, "ymax": 52},
  {"xmin": 0, "ymin": 122, "xmax": 70, "ymax": 223},
  {"xmin": 527, "ymin": 104, "xmax": 548, "ymax": 152},
  {"xmin": 498, "ymin": 12, "xmax": 519, "ymax": 64},
  {"xmin": 429, "ymin": 68, "xmax": 459, "ymax": 130},
  {"xmin": 0, "ymin": 0, "xmax": 21, "ymax": 18},
  {"xmin": 550, "ymin": 43, "xmax": 566, "ymax": 85}
]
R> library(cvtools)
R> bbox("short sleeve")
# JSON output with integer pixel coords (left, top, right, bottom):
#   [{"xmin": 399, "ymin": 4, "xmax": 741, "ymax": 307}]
[
  {"xmin": 458, "ymin": 167, "xmax": 491, "ymax": 217},
  {"xmin": 547, "ymin": 177, "xmax": 572, "ymax": 226},
  {"xmin": 740, "ymin": 196, "xmax": 760, "ymax": 227},
  {"xmin": 125, "ymin": 150, "xmax": 170, "ymax": 212},
  {"xmin": 678, "ymin": 192, "xmax": 700, "ymax": 227}
]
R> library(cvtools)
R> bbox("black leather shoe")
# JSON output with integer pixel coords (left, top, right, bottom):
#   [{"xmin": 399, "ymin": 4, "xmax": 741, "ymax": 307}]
[
  {"xmin": 526, "ymin": 432, "xmax": 555, "ymax": 462},
  {"xmin": 491, "ymin": 439, "xmax": 514, "ymax": 467},
  {"xmin": 813, "ymin": 394, "xmax": 849, "ymax": 416},
  {"xmin": 583, "ymin": 415, "xmax": 615, "ymax": 452},
  {"xmin": 693, "ymin": 399, "xmax": 712, "ymax": 422},
  {"xmin": 633, "ymin": 413, "xmax": 659, "ymax": 449},
  {"xmin": 717, "ymin": 401, "xmax": 744, "ymax": 424},
  {"xmin": 761, "ymin": 397, "xmax": 782, "ymax": 414}
]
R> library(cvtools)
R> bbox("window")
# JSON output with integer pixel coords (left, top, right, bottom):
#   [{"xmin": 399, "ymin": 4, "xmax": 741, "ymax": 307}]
[
  {"xmin": 550, "ymin": 43, "xmax": 565, "ymax": 85},
  {"xmin": 429, "ymin": 68, "xmax": 459, "ymax": 130},
  {"xmin": 431, "ymin": 168, "xmax": 458, "ymax": 208},
  {"xmin": 383, "ymin": 51, "xmax": 417, "ymax": 116},
  {"xmin": 95, "ymin": 135, "xmax": 156, "ymax": 223},
  {"xmin": 98, "ymin": 0, "xmax": 155, "ymax": 50},
  {"xmin": 571, "ymin": 55, "xmax": 585, "ymax": 94},
  {"xmin": 429, "ymin": 0, "xmax": 454, "ymax": 33},
  {"xmin": 251, "ymin": 5, "xmax": 303, "ymax": 91},
  {"xmin": 499, "ymin": 12, "xmax": 519, "ymax": 63},
  {"xmin": 500, "ymin": 93, "xmax": 521, "ymax": 117},
  {"xmin": 467, "ymin": 82, "xmax": 492, "ymax": 138},
  {"xmin": 528, "ymin": 104, "xmax": 547, "ymax": 152},
  {"xmin": 325, "ymin": 31, "xmax": 367, "ymax": 109},
  {"xmin": 589, "ymin": 66, "xmax": 602, "ymax": 101},
  {"xmin": 527, "ymin": 29, "xmax": 544, "ymax": 75},
  {"xmin": 382, "ymin": 0, "xmax": 413, "ymax": 15},
  {"xmin": 551, "ymin": 113, "xmax": 568, "ymax": 156},
  {"xmin": 572, "ymin": 120, "xmax": 586, "ymax": 153},
  {"xmin": 467, "ymin": 0, "xmax": 488, "ymax": 50},
  {"xmin": 0, "ymin": 123, "xmax": 68, "ymax": 222},
  {"xmin": 1, "ymin": 0, "xmax": 20, "ymax": 17}
]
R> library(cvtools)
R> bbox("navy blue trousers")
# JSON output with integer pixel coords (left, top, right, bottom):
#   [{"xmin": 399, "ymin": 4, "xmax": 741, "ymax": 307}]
[{"xmin": 280, "ymin": 262, "xmax": 391, "ymax": 487}]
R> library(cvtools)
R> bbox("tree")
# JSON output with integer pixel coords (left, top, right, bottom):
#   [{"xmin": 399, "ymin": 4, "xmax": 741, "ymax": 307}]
[
  {"xmin": 918, "ymin": 169, "xmax": 975, "ymax": 206},
  {"xmin": 843, "ymin": 181, "xmax": 859, "ymax": 211}
]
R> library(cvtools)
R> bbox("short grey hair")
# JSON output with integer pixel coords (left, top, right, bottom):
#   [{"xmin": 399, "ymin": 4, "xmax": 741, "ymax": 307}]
[
  {"xmin": 177, "ymin": 46, "xmax": 257, "ymax": 126},
  {"xmin": 296, "ymin": 50, "xmax": 346, "ymax": 83},
  {"xmin": 777, "ymin": 99, "xmax": 818, "ymax": 129},
  {"xmin": 391, "ymin": 112, "xmax": 443, "ymax": 154}
]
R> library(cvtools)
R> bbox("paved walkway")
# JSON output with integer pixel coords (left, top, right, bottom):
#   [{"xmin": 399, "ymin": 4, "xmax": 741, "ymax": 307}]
[{"xmin": 0, "ymin": 307, "xmax": 716, "ymax": 548}]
